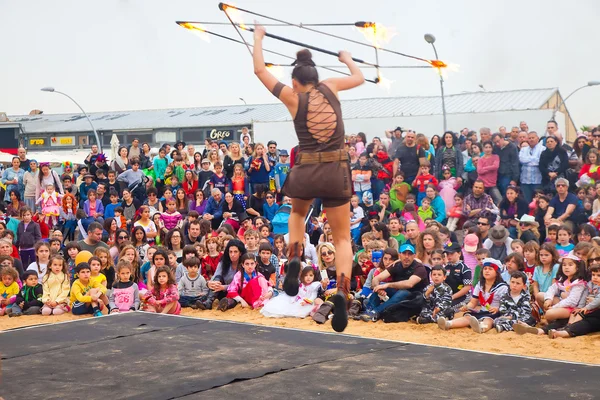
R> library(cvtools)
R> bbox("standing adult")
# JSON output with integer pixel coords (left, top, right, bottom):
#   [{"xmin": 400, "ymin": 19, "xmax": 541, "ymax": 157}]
[
  {"xmin": 128, "ymin": 138, "xmax": 141, "ymax": 162},
  {"xmin": 477, "ymin": 141, "xmax": 501, "ymax": 205},
  {"xmin": 434, "ymin": 131, "xmax": 463, "ymax": 183},
  {"xmin": 539, "ymin": 135, "xmax": 568, "ymax": 193},
  {"xmin": 253, "ymin": 24, "xmax": 363, "ymax": 332},
  {"xmin": 17, "ymin": 147, "xmax": 30, "ymax": 172},
  {"xmin": 112, "ymin": 146, "xmax": 130, "ymax": 175},
  {"xmin": 519, "ymin": 131, "xmax": 545, "ymax": 203},
  {"xmin": 364, "ymin": 243, "xmax": 429, "ymax": 321},
  {"xmin": 223, "ymin": 142, "xmax": 244, "ymax": 179},
  {"xmin": 84, "ymin": 144, "xmax": 100, "ymax": 166},
  {"xmin": 492, "ymin": 133, "xmax": 520, "ymax": 196},
  {"xmin": 246, "ymin": 143, "xmax": 271, "ymax": 194},
  {"xmin": 392, "ymin": 130, "xmax": 426, "ymax": 184},
  {"xmin": 479, "ymin": 127, "xmax": 492, "ymax": 143},
  {"xmin": 22, "ymin": 159, "xmax": 39, "ymax": 210},
  {"xmin": 139, "ymin": 142, "xmax": 153, "ymax": 170},
  {"xmin": 78, "ymin": 222, "xmax": 109, "ymax": 254},
  {"xmin": 385, "ymin": 127, "xmax": 403, "ymax": 157},
  {"xmin": 2, "ymin": 157, "xmax": 25, "ymax": 203}
]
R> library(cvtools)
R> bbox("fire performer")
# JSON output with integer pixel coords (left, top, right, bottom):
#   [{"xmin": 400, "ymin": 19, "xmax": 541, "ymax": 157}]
[{"xmin": 252, "ymin": 24, "xmax": 364, "ymax": 332}]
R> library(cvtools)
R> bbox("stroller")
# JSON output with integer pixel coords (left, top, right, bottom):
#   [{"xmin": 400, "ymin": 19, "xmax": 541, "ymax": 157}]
[{"xmin": 127, "ymin": 175, "xmax": 150, "ymax": 203}]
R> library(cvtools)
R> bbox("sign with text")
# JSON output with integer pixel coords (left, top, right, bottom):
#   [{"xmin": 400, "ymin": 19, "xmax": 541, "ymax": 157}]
[
  {"xmin": 50, "ymin": 136, "xmax": 76, "ymax": 146},
  {"xmin": 29, "ymin": 138, "xmax": 46, "ymax": 146},
  {"xmin": 208, "ymin": 129, "xmax": 232, "ymax": 140}
]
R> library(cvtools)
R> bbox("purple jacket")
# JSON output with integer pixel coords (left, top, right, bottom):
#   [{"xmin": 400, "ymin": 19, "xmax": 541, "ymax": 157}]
[{"xmin": 83, "ymin": 199, "xmax": 104, "ymax": 217}]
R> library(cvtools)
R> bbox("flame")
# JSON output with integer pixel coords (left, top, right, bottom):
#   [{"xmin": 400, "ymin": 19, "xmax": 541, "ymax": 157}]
[
  {"xmin": 223, "ymin": 3, "xmax": 247, "ymax": 30},
  {"xmin": 355, "ymin": 22, "xmax": 397, "ymax": 48},
  {"xmin": 178, "ymin": 22, "xmax": 210, "ymax": 42},
  {"xmin": 266, "ymin": 63, "xmax": 284, "ymax": 80},
  {"xmin": 376, "ymin": 70, "xmax": 394, "ymax": 92},
  {"xmin": 427, "ymin": 59, "xmax": 460, "ymax": 79}
]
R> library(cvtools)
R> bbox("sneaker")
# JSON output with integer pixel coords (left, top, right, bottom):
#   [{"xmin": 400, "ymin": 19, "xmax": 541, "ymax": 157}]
[
  {"xmin": 189, "ymin": 303, "xmax": 198, "ymax": 310},
  {"xmin": 358, "ymin": 313, "xmax": 374, "ymax": 322},
  {"xmin": 93, "ymin": 310, "xmax": 103, "ymax": 317},
  {"xmin": 468, "ymin": 315, "xmax": 482, "ymax": 333},
  {"xmin": 218, "ymin": 298, "xmax": 230, "ymax": 312},
  {"xmin": 331, "ymin": 293, "xmax": 348, "ymax": 332},
  {"xmin": 9, "ymin": 311, "xmax": 22, "ymax": 318},
  {"xmin": 195, "ymin": 300, "xmax": 207, "ymax": 310},
  {"xmin": 416, "ymin": 316, "xmax": 423, "ymax": 325},
  {"xmin": 496, "ymin": 325, "xmax": 503, "ymax": 333},
  {"xmin": 437, "ymin": 316, "xmax": 451, "ymax": 331}
]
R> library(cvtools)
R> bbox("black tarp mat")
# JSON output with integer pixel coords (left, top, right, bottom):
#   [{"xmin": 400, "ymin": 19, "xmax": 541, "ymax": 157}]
[{"xmin": 0, "ymin": 313, "xmax": 597, "ymax": 400}]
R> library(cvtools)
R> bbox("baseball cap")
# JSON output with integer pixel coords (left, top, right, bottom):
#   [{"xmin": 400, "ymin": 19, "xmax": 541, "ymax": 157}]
[
  {"xmin": 201, "ymin": 158, "xmax": 210, "ymax": 164},
  {"xmin": 399, "ymin": 243, "xmax": 415, "ymax": 254},
  {"xmin": 464, "ymin": 234, "xmax": 479, "ymax": 253},
  {"xmin": 443, "ymin": 242, "xmax": 462, "ymax": 253}
]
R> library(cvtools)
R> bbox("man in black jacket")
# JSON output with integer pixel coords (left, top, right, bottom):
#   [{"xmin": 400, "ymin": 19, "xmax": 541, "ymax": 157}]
[{"xmin": 492, "ymin": 133, "xmax": 520, "ymax": 196}]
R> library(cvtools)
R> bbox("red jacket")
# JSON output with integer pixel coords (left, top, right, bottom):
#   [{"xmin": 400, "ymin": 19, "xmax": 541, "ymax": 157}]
[{"xmin": 376, "ymin": 151, "xmax": 393, "ymax": 181}]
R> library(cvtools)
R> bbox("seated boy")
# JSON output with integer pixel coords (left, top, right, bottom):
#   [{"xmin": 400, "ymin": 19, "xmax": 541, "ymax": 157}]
[
  {"xmin": 12, "ymin": 270, "xmax": 43, "ymax": 316},
  {"xmin": 178, "ymin": 257, "xmax": 209, "ymax": 310},
  {"xmin": 70, "ymin": 262, "xmax": 107, "ymax": 317},
  {"xmin": 256, "ymin": 242, "xmax": 277, "ymax": 286},
  {"xmin": 417, "ymin": 265, "xmax": 453, "ymax": 324}
]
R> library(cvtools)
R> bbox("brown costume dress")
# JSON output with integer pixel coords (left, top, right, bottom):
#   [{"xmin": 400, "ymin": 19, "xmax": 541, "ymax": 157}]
[{"xmin": 271, "ymin": 82, "xmax": 352, "ymax": 207}]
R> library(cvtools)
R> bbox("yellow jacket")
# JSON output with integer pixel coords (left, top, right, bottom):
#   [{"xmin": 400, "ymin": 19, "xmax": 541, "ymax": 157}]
[
  {"xmin": 41, "ymin": 272, "xmax": 70, "ymax": 304},
  {"xmin": 70, "ymin": 279, "xmax": 107, "ymax": 305}
]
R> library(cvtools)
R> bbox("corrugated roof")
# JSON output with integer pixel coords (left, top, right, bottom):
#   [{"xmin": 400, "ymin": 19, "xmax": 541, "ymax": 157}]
[{"xmin": 5, "ymin": 88, "xmax": 557, "ymax": 134}]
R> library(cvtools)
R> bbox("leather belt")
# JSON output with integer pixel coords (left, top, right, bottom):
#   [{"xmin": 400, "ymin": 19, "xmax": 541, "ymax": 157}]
[{"xmin": 296, "ymin": 150, "xmax": 348, "ymax": 165}]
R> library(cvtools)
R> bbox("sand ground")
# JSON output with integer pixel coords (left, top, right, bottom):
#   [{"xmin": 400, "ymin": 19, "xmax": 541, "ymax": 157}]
[{"xmin": 2, "ymin": 307, "xmax": 598, "ymax": 365}]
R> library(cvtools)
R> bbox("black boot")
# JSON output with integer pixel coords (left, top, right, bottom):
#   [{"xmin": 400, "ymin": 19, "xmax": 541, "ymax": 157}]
[
  {"xmin": 331, "ymin": 273, "xmax": 350, "ymax": 333},
  {"xmin": 283, "ymin": 242, "xmax": 301, "ymax": 296},
  {"xmin": 312, "ymin": 301, "xmax": 334, "ymax": 324}
]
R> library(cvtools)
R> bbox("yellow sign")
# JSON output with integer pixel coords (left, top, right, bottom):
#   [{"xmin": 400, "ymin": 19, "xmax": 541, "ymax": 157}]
[
  {"xmin": 50, "ymin": 136, "xmax": 75, "ymax": 147},
  {"xmin": 29, "ymin": 138, "xmax": 45, "ymax": 146}
]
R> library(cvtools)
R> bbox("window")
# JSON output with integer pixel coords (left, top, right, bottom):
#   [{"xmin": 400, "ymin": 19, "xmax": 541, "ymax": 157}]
[
  {"xmin": 155, "ymin": 131, "xmax": 177, "ymax": 144},
  {"xmin": 182, "ymin": 130, "xmax": 204, "ymax": 144},
  {"xmin": 102, "ymin": 134, "xmax": 126, "ymax": 146}
]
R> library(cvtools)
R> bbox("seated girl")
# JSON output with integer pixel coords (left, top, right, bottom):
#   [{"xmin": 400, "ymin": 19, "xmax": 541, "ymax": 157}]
[
  {"xmin": 261, "ymin": 266, "xmax": 323, "ymax": 318},
  {"xmin": 437, "ymin": 258, "xmax": 508, "ymax": 331},
  {"xmin": 514, "ymin": 254, "xmax": 588, "ymax": 336},
  {"xmin": 141, "ymin": 266, "xmax": 180, "ymax": 315},
  {"xmin": 219, "ymin": 253, "xmax": 273, "ymax": 311}
]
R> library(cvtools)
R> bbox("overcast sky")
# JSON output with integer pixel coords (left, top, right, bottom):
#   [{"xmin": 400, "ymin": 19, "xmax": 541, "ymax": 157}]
[{"xmin": 2, "ymin": 0, "xmax": 599, "ymax": 129}]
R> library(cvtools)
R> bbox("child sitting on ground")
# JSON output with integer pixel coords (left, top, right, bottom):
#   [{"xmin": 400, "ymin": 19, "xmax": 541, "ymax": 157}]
[
  {"xmin": 178, "ymin": 257, "xmax": 209, "ymax": 310},
  {"xmin": 109, "ymin": 260, "xmax": 140, "ymax": 313},
  {"xmin": 261, "ymin": 266, "xmax": 323, "ymax": 318},
  {"xmin": 256, "ymin": 242, "xmax": 277, "ymax": 287},
  {"xmin": 549, "ymin": 264, "xmax": 600, "ymax": 339},
  {"xmin": 417, "ymin": 265, "xmax": 453, "ymax": 324},
  {"xmin": 491, "ymin": 271, "xmax": 536, "ymax": 333},
  {"xmin": 12, "ymin": 270, "xmax": 43, "ymax": 316},
  {"xmin": 70, "ymin": 262, "xmax": 107, "ymax": 317},
  {"xmin": 220, "ymin": 253, "xmax": 273, "ymax": 311},
  {"xmin": 437, "ymin": 258, "xmax": 508, "ymax": 331},
  {"xmin": 0, "ymin": 266, "xmax": 20, "ymax": 316},
  {"xmin": 142, "ymin": 266, "xmax": 180, "ymax": 314},
  {"xmin": 41, "ymin": 255, "xmax": 71, "ymax": 316}
]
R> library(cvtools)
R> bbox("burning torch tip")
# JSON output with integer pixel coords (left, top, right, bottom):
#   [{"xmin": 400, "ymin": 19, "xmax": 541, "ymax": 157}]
[
  {"xmin": 374, "ymin": 77, "xmax": 380, "ymax": 83},
  {"xmin": 218, "ymin": 2, "xmax": 234, "ymax": 11}
]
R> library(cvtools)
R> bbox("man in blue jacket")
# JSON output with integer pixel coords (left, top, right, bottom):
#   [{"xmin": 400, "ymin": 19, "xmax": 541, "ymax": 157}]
[{"xmin": 203, "ymin": 188, "xmax": 224, "ymax": 230}]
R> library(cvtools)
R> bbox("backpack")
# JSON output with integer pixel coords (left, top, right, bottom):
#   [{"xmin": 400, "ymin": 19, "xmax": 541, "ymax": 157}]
[{"xmin": 272, "ymin": 204, "xmax": 292, "ymax": 234}]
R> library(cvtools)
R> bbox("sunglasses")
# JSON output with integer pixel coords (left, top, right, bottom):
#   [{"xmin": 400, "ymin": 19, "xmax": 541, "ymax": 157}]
[
  {"xmin": 266, "ymin": 196, "xmax": 274, "ymax": 199},
  {"xmin": 556, "ymin": 184, "xmax": 567, "ymax": 187},
  {"xmin": 118, "ymin": 235, "xmax": 128, "ymax": 239},
  {"xmin": 477, "ymin": 222, "xmax": 489, "ymax": 226},
  {"xmin": 321, "ymin": 250, "xmax": 334, "ymax": 257},
  {"xmin": 594, "ymin": 134, "xmax": 600, "ymax": 138},
  {"xmin": 588, "ymin": 257, "xmax": 600, "ymax": 263},
  {"xmin": 519, "ymin": 222, "xmax": 531, "ymax": 227}
]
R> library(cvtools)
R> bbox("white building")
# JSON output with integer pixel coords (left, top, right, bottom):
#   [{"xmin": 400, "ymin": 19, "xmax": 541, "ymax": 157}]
[{"xmin": 1, "ymin": 88, "xmax": 576, "ymax": 163}]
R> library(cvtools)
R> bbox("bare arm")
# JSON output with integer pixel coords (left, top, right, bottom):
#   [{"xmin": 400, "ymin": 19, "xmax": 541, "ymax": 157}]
[
  {"xmin": 322, "ymin": 51, "xmax": 365, "ymax": 94},
  {"xmin": 253, "ymin": 24, "xmax": 296, "ymax": 113}
]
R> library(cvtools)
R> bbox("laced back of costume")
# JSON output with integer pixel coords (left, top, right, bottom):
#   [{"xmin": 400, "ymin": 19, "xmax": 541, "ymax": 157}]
[
  {"xmin": 306, "ymin": 88, "xmax": 337, "ymax": 145},
  {"xmin": 294, "ymin": 83, "xmax": 345, "ymax": 153}
]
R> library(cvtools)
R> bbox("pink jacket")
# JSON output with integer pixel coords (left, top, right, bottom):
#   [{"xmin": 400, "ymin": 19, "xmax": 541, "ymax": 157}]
[
  {"xmin": 161, "ymin": 211, "xmax": 182, "ymax": 230},
  {"xmin": 476, "ymin": 155, "xmax": 500, "ymax": 188}
]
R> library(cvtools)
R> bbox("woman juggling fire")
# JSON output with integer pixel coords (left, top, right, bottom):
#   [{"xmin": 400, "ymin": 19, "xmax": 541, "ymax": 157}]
[{"xmin": 252, "ymin": 24, "xmax": 365, "ymax": 332}]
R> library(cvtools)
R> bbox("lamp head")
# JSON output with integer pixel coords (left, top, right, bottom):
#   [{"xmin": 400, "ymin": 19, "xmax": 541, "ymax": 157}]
[
  {"xmin": 424, "ymin": 33, "xmax": 436, "ymax": 44},
  {"xmin": 588, "ymin": 81, "xmax": 600, "ymax": 87},
  {"xmin": 40, "ymin": 87, "xmax": 55, "ymax": 92}
]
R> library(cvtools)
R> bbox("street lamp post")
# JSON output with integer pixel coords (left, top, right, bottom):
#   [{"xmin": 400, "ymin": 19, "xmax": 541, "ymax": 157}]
[
  {"xmin": 424, "ymin": 33, "xmax": 447, "ymax": 133},
  {"xmin": 552, "ymin": 81, "xmax": 600, "ymax": 120},
  {"xmin": 40, "ymin": 87, "xmax": 102, "ymax": 152},
  {"xmin": 239, "ymin": 97, "xmax": 247, "ymax": 105}
]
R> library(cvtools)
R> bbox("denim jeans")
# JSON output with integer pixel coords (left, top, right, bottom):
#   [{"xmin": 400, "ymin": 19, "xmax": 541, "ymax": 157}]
[
  {"xmin": 521, "ymin": 184, "xmax": 541, "ymax": 204},
  {"xmin": 366, "ymin": 287, "xmax": 411, "ymax": 315},
  {"xmin": 372, "ymin": 179, "xmax": 386, "ymax": 202},
  {"xmin": 179, "ymin": 295, "xmax": 207, "ymax": 307},
  {"xmin": 497, "ymin": 175, "xmax": 512, "ymax": 197}
]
